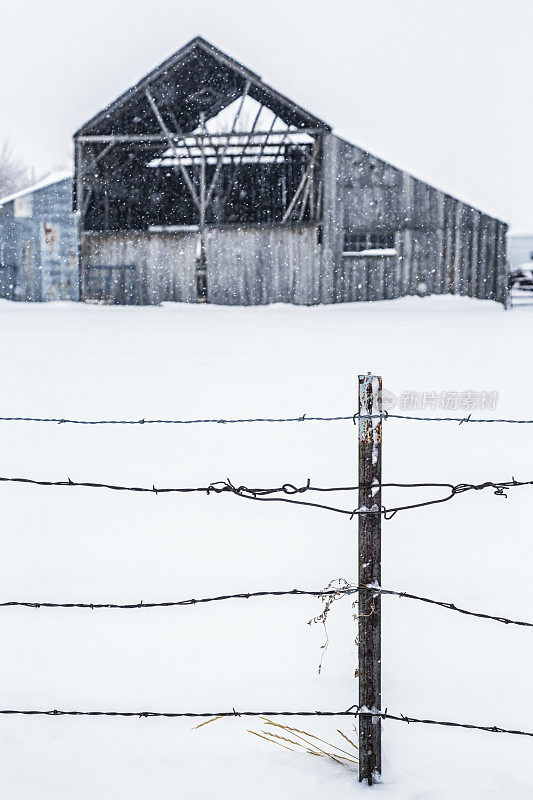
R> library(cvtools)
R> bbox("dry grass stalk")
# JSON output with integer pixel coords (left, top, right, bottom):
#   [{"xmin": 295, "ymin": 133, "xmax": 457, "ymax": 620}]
[
  {"xmin": 247, "ymin": 729, "xmax": 294, "ymax": 751},
  {"xmin": 264, "ymin": 730, "xmax": 322, "ymax": 755},
  {"xmin": 271, "ymin": 732, "xmax": 343, "ymax": 764},
  {"xmin": 249, "ymin": 717, "xmax": 358, "ymax": 766},
  {"xmin": 194, "ymin": 713, "xmax": 358, "ymax": 769},
  {"xmin": 262, "ymin": 718, "xmax": 357, "ymax": 759},
  {"xmin": 193, "ymin": 715, "xmax": 224, "ymax": 729},
  {"xmin": 337, "ymin": 729, "xmax": 358, "ymax": 750}
]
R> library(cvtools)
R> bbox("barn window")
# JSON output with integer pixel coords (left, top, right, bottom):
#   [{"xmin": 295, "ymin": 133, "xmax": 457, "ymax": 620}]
[{"xmin": 343, "ymin": 232, "xmax": 396, "ymax": 253}]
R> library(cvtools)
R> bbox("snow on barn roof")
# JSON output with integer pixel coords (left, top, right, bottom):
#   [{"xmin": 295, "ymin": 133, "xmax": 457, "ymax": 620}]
[{"xmin": 0, "ymin": 171, "xmax": 72, "ymax": 207}]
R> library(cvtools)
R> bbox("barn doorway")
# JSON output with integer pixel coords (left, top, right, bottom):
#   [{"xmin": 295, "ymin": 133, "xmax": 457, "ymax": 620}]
[
  {"xmin": 84, "ymin": 266, "xmax": 136, "ymax": 305},
  {"xmin": 196, "ymin": 268, "xmax": 207, "ymax": 302}
]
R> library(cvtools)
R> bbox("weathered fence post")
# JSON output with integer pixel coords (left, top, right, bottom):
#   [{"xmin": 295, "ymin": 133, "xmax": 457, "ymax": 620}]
[{"xmin": 358, "ymin": 373, "xmax": 382, "ymax": 785}]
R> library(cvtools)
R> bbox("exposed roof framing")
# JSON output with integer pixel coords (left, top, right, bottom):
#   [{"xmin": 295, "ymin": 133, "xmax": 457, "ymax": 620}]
[
  {"xmin": 147, "ymin": 132, "xmax": 314, "ymax": 167},
  {"xmin": 75, "ymin": 37, "xmax": 331, "ymax": 138}
]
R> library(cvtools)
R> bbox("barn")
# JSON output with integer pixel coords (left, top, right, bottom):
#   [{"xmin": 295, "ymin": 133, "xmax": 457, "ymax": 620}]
[
  {"xmin": 74, "ymin": 36, "xmax": 508, "ymax": 306},
  {"xmin": 0, "ymin": 172, "xmax": 78, "ymax": 302}
]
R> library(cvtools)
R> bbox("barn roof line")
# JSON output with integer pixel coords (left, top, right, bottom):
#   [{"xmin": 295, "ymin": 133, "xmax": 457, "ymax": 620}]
[
  {"xmin": 73, "ymin": 36, "xmax": 506, "ymax": 225},
  {"xmin": 0, "ymin": 171, "xmax": 72, "ymax": 208},
  {"xmin": 75, "ymin": 36, "xmax": 331, "ymax": 137},
  {"xmin": 334, "ymin": 134, "xmax": 506, "ymax": 223}
]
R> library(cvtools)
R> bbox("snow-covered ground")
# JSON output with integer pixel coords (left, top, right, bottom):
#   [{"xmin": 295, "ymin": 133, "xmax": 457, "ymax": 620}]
[{"xmin": 0, "ymin": 295, "xmax": 532, "ymax": 799}]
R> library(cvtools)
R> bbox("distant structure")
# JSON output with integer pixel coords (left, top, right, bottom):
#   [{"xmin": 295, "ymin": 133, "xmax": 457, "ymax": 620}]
[
  {"xmin": 507, "ymin": 232, "xmax": 533, "ymax": 269},
  {"xmin": 0, "ymin": 173, "xmax": 78, "ymax": 302},
  {"xmin": 74, "ymin": 36, "xmax": 508, "ymax": 306}
]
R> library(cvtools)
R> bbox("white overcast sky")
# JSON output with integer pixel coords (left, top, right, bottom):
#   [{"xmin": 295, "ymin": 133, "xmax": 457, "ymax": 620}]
[{"xmin": 1, "ymin": 0, "xmax": 531, "ymax": 228}]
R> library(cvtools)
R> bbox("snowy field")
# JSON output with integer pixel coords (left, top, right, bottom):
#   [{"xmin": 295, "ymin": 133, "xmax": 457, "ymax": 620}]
[{"xmin": 0, "ymin": 295, "xmax": 532, "ymax": 799}]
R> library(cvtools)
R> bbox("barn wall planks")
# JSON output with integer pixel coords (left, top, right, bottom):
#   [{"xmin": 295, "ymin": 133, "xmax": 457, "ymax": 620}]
[
  {"xmin": 322, "ymin": 133, "xmax": 508, "ymax": 305},
  {"xmin": 82, "ymin": 232, "xmax": 197, "ymax": 304},
  {"xmin": 206, "ymin": 226, "xmax": 320, "ymax": 305},
  {"xmin": 82, "ymin": 226, "xmax": 321, "ymax": 305},
  {"xmin": 319, "ymin": 134, "xmax": 343, "ymax": 304}
]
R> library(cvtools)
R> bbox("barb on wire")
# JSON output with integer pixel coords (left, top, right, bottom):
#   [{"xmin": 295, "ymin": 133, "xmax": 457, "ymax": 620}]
[
  {"xmin": 0, "ymin": 706, "xmax": 531, "ymax": 738},
  {"xmin": 0, "ymin": 474, "xmax": 531, "ymax": 519}
]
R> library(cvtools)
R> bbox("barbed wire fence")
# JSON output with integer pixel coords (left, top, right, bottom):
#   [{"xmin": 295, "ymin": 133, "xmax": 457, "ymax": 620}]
[
  {"xmin": 2, "ymin": 412, "xmax": 533, "ymax": 425},
  {"xmin": 1, "ymin": 584, "xmax": 532, "ymax": 627},
  {"xmin": 0, "ymin": 475, "xmax": 529, "ymax": 517},
  {"xmin": 1, "ymin": 375, "xmax": 533, "ymax": 787}
]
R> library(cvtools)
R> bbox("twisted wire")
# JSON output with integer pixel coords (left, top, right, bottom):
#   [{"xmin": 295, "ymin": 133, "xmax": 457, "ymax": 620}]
[{"xmin": 0, "ymin": 475, "xmax": 530, "ymax": 519}]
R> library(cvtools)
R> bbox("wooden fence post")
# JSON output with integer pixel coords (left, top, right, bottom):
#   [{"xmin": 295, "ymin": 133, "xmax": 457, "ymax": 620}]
[{"xmin": 358, "ymin": 373, "xmax": 382, "ymax": 785}]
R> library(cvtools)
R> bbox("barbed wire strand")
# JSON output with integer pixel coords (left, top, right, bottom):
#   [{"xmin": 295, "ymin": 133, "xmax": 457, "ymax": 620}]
[
  {"xmin": 0, "ymin": 475, "xmax": 530, "ymax": 519},
  {"xmin": 350, "ymin": 708, "xmax": 533, "ymax": 738},
  {"xmin": 1, "ymin": 412, "xmax": 533, "ymax": 425},
  {"xmin": 0, "ymin": 706, "xmax": 530, "ymax": 737},
  {"xmin": 356, "ymin": 413, "xmax": 533, "ymax": 425},
  {"xmin": 0, "ymin": 709, "xmax": 349, "ymax": 718},
  {"xmin": 0, "ymin": 588, "xmax": 332, "ymax": 610},
  {"xmin": 0, "ymin": 415, "xmax": 352, "ymax": 425},
  {"xmin": 1, "ymin": 584, "xmax": 531, "ymax": 629},
  {"xmin": 363, "ymin": 586, "xmax": 533, "ymax": 629},
  {"xmin": 382, "ymin": 413, "xmax": 533, "ymax": 425}
]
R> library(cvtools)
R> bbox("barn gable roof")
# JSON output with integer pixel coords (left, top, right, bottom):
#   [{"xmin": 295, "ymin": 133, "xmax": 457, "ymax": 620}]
[{"xmin": 75, "ymin": 36, "xmax": 331, "ymax": 138}]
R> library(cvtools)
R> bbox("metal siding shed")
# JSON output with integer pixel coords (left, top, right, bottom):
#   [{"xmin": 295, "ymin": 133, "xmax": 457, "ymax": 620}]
[{"xmin": 0, "ymin": 174, "xmax": 78, "ymax": 302}]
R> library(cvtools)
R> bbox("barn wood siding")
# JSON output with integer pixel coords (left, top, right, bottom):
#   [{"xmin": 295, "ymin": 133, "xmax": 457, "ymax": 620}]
[
  {"xmin": 82, "ymin": 232, "xmax": 197, "ymax": 305},
  {"xmin": 336, "ymin": 254, "xmax": 396, "ymax": 303},
  {"xmin": 319, "ymin": 134, "xmax": 342, "ymax": 304},
  {"xmin": 206, "ymin": 226, "xmax": 319, "ymax": 305},
  {"xmin": 82, "ymin": 226, "xmax": 320, "ymax": 306},
  {"xmin": 322, "ymin": 133, "xmax": 508, "ymax": 305}
]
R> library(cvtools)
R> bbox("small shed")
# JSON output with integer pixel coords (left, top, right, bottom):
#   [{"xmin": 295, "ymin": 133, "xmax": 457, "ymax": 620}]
[{"xmin": 0, "ymin": 172, "xmax": 78, "ymax": 302}]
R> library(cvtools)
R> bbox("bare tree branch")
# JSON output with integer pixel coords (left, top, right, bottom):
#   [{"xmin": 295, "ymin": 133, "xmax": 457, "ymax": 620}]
[{"xmin": 0, "ymin": 140, "xmax": 29, "ymax": 198}]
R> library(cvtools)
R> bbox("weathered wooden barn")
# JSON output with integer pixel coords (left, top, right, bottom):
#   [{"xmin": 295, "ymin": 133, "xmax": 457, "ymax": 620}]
[
  {"xmin": 74, "ymin": 37, "xmax": 508, "ymax": 306},
  {"xmin": 0, "ymin": 173, "xmax": 78, "ymax": 302}
]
